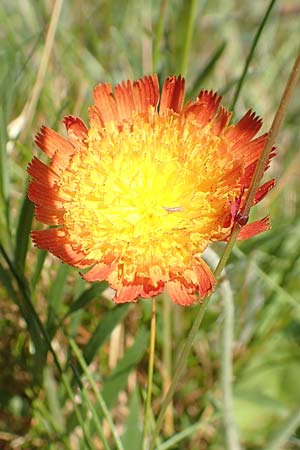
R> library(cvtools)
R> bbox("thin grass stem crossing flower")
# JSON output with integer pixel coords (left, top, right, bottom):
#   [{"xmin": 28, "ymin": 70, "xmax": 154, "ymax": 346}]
[{"xmin": 28, "ymin": 75, "xmax": 275, "ymax": 306}]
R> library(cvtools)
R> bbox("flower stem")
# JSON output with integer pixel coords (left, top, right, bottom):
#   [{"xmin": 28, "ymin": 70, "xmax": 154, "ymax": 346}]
[
  {"xmin": 142, "ymin": 298, "xmax": 157, "ymax": 450},
  {"xmin": 149, "ymin": 49, "xmax": 300, "ymax": 450},
  {"xmin": 162, "ymin": 291, "xmax": 174, "ymax": 435},
  {"xmin": 241, "ymin": 48, "xmax": 300, "ymax": 220}
]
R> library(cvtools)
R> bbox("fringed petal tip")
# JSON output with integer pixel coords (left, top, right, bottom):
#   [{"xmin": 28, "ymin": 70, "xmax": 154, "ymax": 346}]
[
  {"xmin": 254, "ymin": 179, "xmax": 275, "ymax": 205},
  {"xmin": 34, "ymin": 125, "xmax": 74, "ymax": 159},
  {"xmin": 167, "ymin": 261, "xmax": 216, "ymax": 306},
  {"xmin": 83, "ymin": 264, "xmax": 165, "ymax": 304},
  {"xmin": 183, "ymin": 89, "xmax": 224, "ymax": 129},
  {"xmin": 63, "ymin": 115, "xmax": 88, "ymax": 147},
  {"xmin": 82, "ymin": 260, "xmax": 215, "ymax": 307},
  {"xmin": 91, "ymin": 74, "xmax": 160, "ymax": 126},
  {"xmin": 237, "ymin": 216, "xmax": 271, "ymax": 241},
  {"xmin": 82, "ymin": 262, "xmax": 115, "ymax": 282},
  {"xmin": 112, "ymin": 279, "xmax": 165, "ymax": 304},
  {"xmin": 160, "ymin": 75, "xmax": 185, "ymax": 114},
  {"xmin": 27, "ymin": 156, "xmax": 60, "ymax": 187},
  {"xmin": 226, "ymin": 109, "xmax": 263, "ymax": 145},
  {"xmin": 31, "ymin": 229, "xmax": 93, "ymax": 268}
]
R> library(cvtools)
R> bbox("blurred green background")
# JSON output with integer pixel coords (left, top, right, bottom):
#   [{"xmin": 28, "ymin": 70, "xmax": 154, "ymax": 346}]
[{"xmin": 0, "ymin": 0, "xmax": 300, "ymax": 449}]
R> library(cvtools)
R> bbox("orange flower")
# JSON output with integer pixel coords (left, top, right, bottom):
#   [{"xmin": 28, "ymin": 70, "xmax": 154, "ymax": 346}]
[{"xmin": 28, "ymin": 75, "xmax": 275, "ymax": 306}]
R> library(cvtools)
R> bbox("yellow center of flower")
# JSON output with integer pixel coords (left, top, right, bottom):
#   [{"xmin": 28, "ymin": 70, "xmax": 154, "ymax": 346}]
[{"xmin": 59, "ymin": 109, "xmax": 241, "ymax": 280}]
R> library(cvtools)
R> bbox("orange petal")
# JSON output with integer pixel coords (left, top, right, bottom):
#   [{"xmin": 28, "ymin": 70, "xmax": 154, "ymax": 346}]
[
  {"xmin": 114, "ymin": 80, "xmax": 135, "ymax": 121},
  {"xmin": 83, "ymin": 262, "xmax": 115, "ymax": 282},
  {"xmin": 233, "ymin": 133, "xmax": 267, "ymax": 165},
  {"xmin": 133, "ymin": 75, "xmax": 159, "ymax": 113},
  {"xmin": 167, "ymin": 279, "xmax": 198, "ymax": 306},
  {"xmin": 27, "ymin": 157, "xmax": 59, "ymax": 186},
  {"xmin": 194, "ymin": 261, "xmax": 216, "ymax": 298},
  {"xmin": 63, "ymin": 116, "xmax": 88, "ymax": 148},
  {"xmin": 140, "ymin": 279, "xmax": 164, "ymax": 298},
  {"xmin": 93, "ymin": 82, "xmax": 119, "ymax": 124},
  {"xmin": 31, "ymin": 228, "xmax": 66, "ymax": 249},
  {"xmin": 114, "ymin": 282, "xmax": 141, "ymax": 303},
  {"xmin": 111, "ymin": 270, "xmax": 164, "ymax": 303},
  {"xmin": 241, "ymin": 150, "xmax": 276, "ymax": 188},
  {"xmin": 160, "ymin": 75, "xmax": 185, "ymax": 113},
  {"xmin": 28, "ymin": 181, "xmax": 65, "ymax": 206},
  {"xmin": 168, "ymin": 261, "xmax": 215, "ymax": 306},
  {"xmin": 31, "ymin": 228, "xmax": 92, "ymax": 267},
  {"xmin": 225, "ymin": 110, "xmax": 262, "ymax": 145},
  {"xmin": 211, "ymin": 105, "xmax": 232, "ymax": 135},
  {"xmin": 89, "ymin": 105, "xmax": 103, "ymax": 128},
  {"xmin": 113, "ymin": 75, "xmax": 160, "ymax": 121},
  {"xmin": 50, "ymin": 148, "xmax": 76, "ymax": 174},
  {"xmin": 35, "ymin": 126, "xmax": 74, "ymax": 158},
  {"xmin": 253, "ymin": 179, "xmax": 275, "ymax": 205},
  {"xmin": 34, "ymin": 204, "xmax": 65, "ymax": 225},
  {"xmin": 237, "ymin": 216, "xmax": 270, "ymax": 240},
  {"xmin": 184, "ymin": 90, "xmax": 221, "ymax": 126}
]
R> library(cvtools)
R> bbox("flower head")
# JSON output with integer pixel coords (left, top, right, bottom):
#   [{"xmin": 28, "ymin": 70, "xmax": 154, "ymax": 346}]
[{"xmin": 28, "ymin": 75, "xmax": 275, "ymax": 305}]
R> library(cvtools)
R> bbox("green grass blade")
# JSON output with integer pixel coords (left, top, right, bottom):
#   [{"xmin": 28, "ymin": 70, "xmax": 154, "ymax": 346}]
[
  {"xmin": 234, "ymin": 247, "xmax": 300, "ymax": 311},
  {"xmin": 61, "ymin": 373, "xmax": 95, "ymax": 450},
  {"xmin": 230, "ymin": 0, "xmax": 277, "ymax": 111},
  {"xmin": 65, "ymin": 281, "xmax": 108, "ymax": 317},
  {"xmin": 47, "ymin": 264, "xmax": 70, "ymax": 337},
  {"xmin": 121, "ymin": 388, "xmax": 142, "ymax": 450},
  {"xmin": 0, "ymin": 260, "xmax": 18, "ymax": 304},
  {"xmin": 102, "ymin": 327, "xmax": 149, "ymax": 408},
  {"xmin": 31, "ymin": 249, "xmax": 47, "ymax": 290},
  {"xmin": 179, "ymin": 0, "xmax": 198, "ymax": 76},
  {"xmin": 0, "ymin": 242, "xmax": 95, "ymax": 448},
  {"xmin": 14, "ymin": 192, "xmax": 34, "ymax": 272},
  {"xmin": 0, "ymin": 103, "xmax": 11, "ymax": 247},
  {"xmin": 0, "ymin": 242, "xmax": 46, "ymax": 364},
  {"xmin": 79, "ymin": 386, "xmax": 112, "ymax": 450},
  {"xmin": 155, "ymin": 418, "xmax": 219, "ymax": 450},
  {"xmin": 187, "ymin": 41, "xmax": 226, "ymax": 99},
  {"xmin": 265, "ymin": 410, "xmax": 300, "ymax": 450},
  {"xmin": 152, "ymin": 0, "xmax": 168, "ymax": 73},
  {"xmin": 70, "ymin": 338, "xmax": 124, "ymax": 450},
  {"xmin": 83, "ymin": 304, "xmax": 130, "ymax": 365},
  {"xmin": 44, "ymin": 367, "xmax": 66, "ymax": 434}
]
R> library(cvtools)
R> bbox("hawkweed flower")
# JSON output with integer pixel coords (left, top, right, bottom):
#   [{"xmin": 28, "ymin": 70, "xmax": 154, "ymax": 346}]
[{"xmin": 28, "ymin": 75, "xmax": 275, "ymax": 306}]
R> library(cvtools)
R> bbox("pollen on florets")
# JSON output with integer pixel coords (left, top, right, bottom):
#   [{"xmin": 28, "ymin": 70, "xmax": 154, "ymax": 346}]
[{"xmin": 28, "ymin": 75, "xmax": 274, "ymax": 305}]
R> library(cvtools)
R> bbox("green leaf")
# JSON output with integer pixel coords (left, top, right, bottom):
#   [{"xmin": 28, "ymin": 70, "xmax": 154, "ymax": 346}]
[
  {"xmin": 66, "ymin": 281, "xmax": 108, "ymax": 317},
  {"xmin": 265, "ymin": 409, "xmax": 300, "ymax": 450},
  {"xmin": 83, "ymin": 303, "xmax": 130, "ymax": 365},
  {"xmin": 69, "ymin": 338, "xmax": 123, "ymax": 450},
  {"xmin": 14, "ymin": 192, "xmax": 34, "ymax": 272},
  {"xmin": 44, "ymin": 367, "xmax": 65, "ymax": 434},
  {"xmin": 0, "ymin": 75, "xmax": 11, "ymax": 247},
  {"xmin": 121, "ymin": 388, "xmax": 142, "ymax": 450},
  {"xmin": 47, "ymin": 264, "xmax": 70, "ymax": 337},
  {"xmin": 102, "ymin": 327, "xmax": 149, "ymax": 408},
  {"xmin": 0, "ymin": 261, "xmax": 19, "ymax": 305},
  {"xmin": 31, "ymin": 249, "xmax": 47, "ymax": 290},
  {"xmin": 0, "ymin": 243, "xmax": 46, "ymax": 382},
  {"xmin": 187, "ymin": 41, "xmax": 227, "ymax": 99}
]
